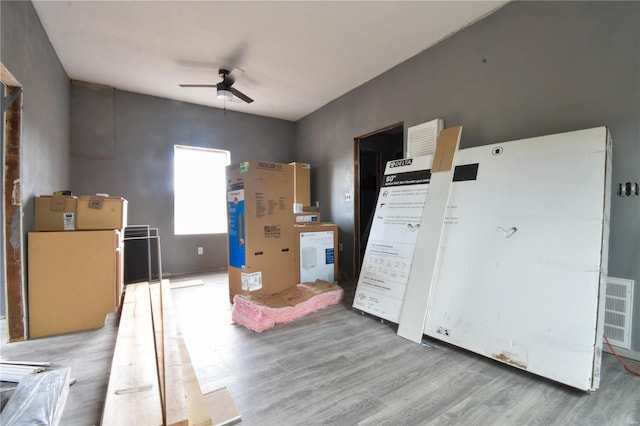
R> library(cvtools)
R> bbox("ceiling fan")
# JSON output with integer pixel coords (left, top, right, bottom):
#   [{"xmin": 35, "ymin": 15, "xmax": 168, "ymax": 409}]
[{"xmin": 179, "ymin": 68, "xmax": 254, "ymax": 103}]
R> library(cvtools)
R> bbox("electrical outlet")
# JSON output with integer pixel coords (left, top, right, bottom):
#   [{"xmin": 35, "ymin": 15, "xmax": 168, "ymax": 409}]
[
  {"xmin": 197, "ymin": 247, "xmax": 203, "ymax": 255},
  {"xmin": 339, "ymin": 243, "xmax": 343, "ymax": 251}
]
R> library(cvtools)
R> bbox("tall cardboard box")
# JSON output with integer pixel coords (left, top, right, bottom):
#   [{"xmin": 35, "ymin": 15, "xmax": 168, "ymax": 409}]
[
  {"xmin": 76, "ymin": 196, "xmax": 127, "ymax": 230},
  {"xmin": 294, "ymin": 223, "xmax": 339, "ymax": 283},
  {"xmin": 227, "ymin": 161, "xmax": 296, "ymax": 300},
  {"xmin": 28, "ymin": 230, "xmax": 122, "ymax": 338},
  {"xmin": 34, "ymin": 195, "xmax": 77, "ymax": 231},
  {"xmin": 289, "ymin": 162, "xmax": 311, "ymax": 209}
]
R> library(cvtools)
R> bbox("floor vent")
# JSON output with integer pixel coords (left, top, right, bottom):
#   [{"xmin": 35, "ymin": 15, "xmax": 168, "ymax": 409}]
[{"xmin": 604, "ymin": 277, "xmax": 634, "ymax": 349}]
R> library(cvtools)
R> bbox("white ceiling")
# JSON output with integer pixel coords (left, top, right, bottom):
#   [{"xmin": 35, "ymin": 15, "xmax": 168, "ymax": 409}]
[{"xmin": 32, "ymin": 1, "xmax": 507, "ymax": 122}]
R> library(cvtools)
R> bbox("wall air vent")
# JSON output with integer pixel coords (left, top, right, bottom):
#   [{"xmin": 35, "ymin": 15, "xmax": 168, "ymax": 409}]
[
  {"xmin": 604, "ymin": 277, "xmax": 634, "ymax": 349},
  {"xmin": 407, "ymin": 119, "xmax": 443, "ymax": 158}
]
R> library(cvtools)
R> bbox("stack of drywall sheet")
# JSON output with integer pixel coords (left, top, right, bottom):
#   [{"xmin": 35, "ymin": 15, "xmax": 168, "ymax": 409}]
[
  {"xmin": 355, "ymin": 126, "xmax": 611, "ymax": 391},
  {"xmin": 415, "ymin": 127, "xmax": 612, "ymax": 391}
]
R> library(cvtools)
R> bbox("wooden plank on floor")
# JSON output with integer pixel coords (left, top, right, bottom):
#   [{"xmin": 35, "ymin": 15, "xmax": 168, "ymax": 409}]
[
  {"xmin": 397, "ymin": 126, "xmax": 462, "ymax": 343},
  {"xmin": 203, "ymin": 387, "xmax": 241, "ymax": 426},
  {"xmin": 149, "ymin": 282, "xmax": 165, "ymax": 415},
  {"xmin": 161, "ymin": 280, "xmax": 189, "ymax": 426},
  {"xmin": 102, "ymin": 282, "xmax": 163, "ymax": 426},
  {"xmin": 170, "ymin": 279, "xmax": 205, "ymax": 290},
  {"xmin": 178, "ymin": 333, "xmax": 212, "ymax": 426}
]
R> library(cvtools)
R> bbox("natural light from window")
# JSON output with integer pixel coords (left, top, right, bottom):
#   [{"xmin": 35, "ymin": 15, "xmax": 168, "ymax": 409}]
[{"xmin": 174, "ymin": 145, "xmax": 230, "ymax": 235}]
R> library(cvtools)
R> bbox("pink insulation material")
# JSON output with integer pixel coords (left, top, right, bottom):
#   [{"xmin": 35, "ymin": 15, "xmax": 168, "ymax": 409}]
[{"xmin": 232, "ymin": 281, "xmax": 343, "ymax": 332}]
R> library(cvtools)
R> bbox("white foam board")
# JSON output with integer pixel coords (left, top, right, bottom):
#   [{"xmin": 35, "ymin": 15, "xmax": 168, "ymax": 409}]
[{"xmin": 423, "ymin": 127, "xmax": 611, "ymax": 391}]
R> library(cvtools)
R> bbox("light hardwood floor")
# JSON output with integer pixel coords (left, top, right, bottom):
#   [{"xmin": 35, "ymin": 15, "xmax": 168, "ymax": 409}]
[{"xmin": 1, "ymin": 272, "xmax": 639, "ymax": 425}]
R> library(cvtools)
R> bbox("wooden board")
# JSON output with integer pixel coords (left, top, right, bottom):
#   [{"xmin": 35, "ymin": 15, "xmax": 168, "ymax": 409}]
[
  {"xmin": 178, "ymin": 332, "xmax": 212, "ymax": 426},
  {"xmin": 102, "ymin": 283, "xmax": 163, "ymax": 425},
  {"xmin": 203, "ymin": 388, "xmax": 241, "ymax": 426},
  {"xmin": 161, "ymin": 280, "xmax": 189, "ymax": 426},
  {"xmin": 3, "ymin": 81, "xmax": 25, "ymax": 342},
  {"xmin": 397, "ymin": 126, "xmax": 461, "ymax": 343},
  {"xmin": 170, "ymin": 279, "xmax": 205, "ymax": 289},
  {"xmin": 149, "ymin": 282, "xmax": 165, "ymax": 413}
]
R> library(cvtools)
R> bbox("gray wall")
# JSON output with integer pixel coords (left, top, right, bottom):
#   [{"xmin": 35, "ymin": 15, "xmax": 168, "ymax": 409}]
[
  {"xmin": 1, "ymin": 0, "xmax": 71, "ymax": 232},
  {"xmin": 296, "ymin": 1, "xmax": 640, "ymax": 350},
  {"xmin": 70, "ymin": 87, "xmax": 295, "ymax": 275}
]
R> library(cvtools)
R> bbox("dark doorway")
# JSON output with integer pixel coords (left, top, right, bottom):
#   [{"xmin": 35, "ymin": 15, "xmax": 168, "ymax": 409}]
[{"xmin": 354, "ymin": 124, "xmax": 403, "ymax": 278}]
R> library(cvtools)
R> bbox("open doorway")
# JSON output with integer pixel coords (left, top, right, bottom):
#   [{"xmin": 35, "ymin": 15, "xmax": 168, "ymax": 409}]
[{"xmin": 354, "ymin": 123, "xmax": 403, "ymax": 278}]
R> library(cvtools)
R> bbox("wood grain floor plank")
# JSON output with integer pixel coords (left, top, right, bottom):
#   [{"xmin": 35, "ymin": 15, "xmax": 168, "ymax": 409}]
[{"xmin": 2, "ymin": 272, "xmax": 638, "ymax": 426}]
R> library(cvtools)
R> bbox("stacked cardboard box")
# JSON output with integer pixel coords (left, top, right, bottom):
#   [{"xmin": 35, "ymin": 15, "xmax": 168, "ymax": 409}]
[
  {"xmin": 226, "ymin": 161, "xmax": 340, "ymax": 302},
  {"xmin": 289, "ymin": 162, "xmax": 311, "ymax": 209},
  {"xmin": 35, "ymin": 194, "xmax": 127, "ymax": 231},
  {"xmin": 226, "ymin": 161, "xmax": 297, "ymax": 301},
  {"xmin": 294, "ymin": 223, "xmax": 339, "ymax": 284},
  {"xmin": 29, "ymin": 194, "xmax": 127, "ymax": 338},
  {"xmin": 34, "ymin": 195, "xmax": 77, "ymax": 231}
]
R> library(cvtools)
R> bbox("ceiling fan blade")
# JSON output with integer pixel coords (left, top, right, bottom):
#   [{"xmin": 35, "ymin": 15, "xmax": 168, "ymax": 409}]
[
  {"xmin": 178, "ymin": 84, "xmax": 217, "ymax": 88},
  {"xmin": 230, "ymin": 87, "xmax": 254, "ymax": 104}
]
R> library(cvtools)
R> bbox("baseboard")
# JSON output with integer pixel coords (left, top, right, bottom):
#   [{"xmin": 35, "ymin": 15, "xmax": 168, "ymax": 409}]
[{"xmin": 603, "ymin": 344, "xmax": 640, "ymax": 362}]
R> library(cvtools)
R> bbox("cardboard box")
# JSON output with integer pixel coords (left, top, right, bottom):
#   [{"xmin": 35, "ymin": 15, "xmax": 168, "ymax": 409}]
[
  {"xmin": 76, "ymin": 196, "xmax": 127, "ymax": 230},
  {"xmin": 28, "ymin": 230, "xmax": 122, "ymax": 338},
  {"xmin": 34, "ymin": 195, "xmax": 77, "ymax": 231},
  {"xmin": 227, "ymin": 160, "xmax": 296, "ymax": 300},
  {"xmin": 289, "ymin": 162, "xmax": 311, "ymax": 208},
  {"xmin": 294, "ymin": 223, "xmax": 339, "ymax": 283},
  {"xmin": 294, "ymin": 212, "xmax": 320, "ymax": 223}
]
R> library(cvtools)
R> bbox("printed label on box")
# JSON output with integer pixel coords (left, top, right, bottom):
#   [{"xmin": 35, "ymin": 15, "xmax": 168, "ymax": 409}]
[
  {"xmin": 296, "ymin": 214, "xmax": 319, "ymax": 223},
  {"xmin": 293, "ymin": 203, "xmax": 304, "ymax": 213},
  {"xmin": 264, "ymin": 225, "xmax": 281, "ymax": 238},
  {"xmin": 63, "ymin": 212, "xmax": 75, "ymax": 231},
  {"xmin": 50, "ymin": 195, "xmax": 67, "ymax": 211},
  {"xmin": 240, "ymin": 162, "xmax": 250, "ymax": 173},
  {"xmin": 88, "ymin": 197, "xmax": 104, "ymax": 209},
  {"xmin": 241, "ymin": 271, "xmax": 263, "ymax": 291},
  {"xmin": 227, "ymin": 188, "xmax": 246, "ymax": 268},
  {"xmin": 325, "ymin": 248, "xmax": 335, "ymax": 265}
]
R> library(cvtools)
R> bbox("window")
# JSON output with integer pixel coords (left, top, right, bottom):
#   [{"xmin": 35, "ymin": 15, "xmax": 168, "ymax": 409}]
[{"xmin": 174, "ymin": 145, "xmax": 230, "ymax": 235}]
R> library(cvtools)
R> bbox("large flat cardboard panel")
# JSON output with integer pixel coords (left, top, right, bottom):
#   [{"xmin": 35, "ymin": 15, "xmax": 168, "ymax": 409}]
[
  {"xmin": 76, "ymin": 196, "xmax": 127, "ymax": 230},
  {"xmin": 28, "ymin": 230, "xmax": 119, "ymax": 338},
  {"xmin": 352, "ymin": 155, "xmax": 433, "ymax": 322},
  {"xmin": 422, "ymin": 127, "xmax": 610, "ymax": 391},
  {"xmin": 294, "ymin": 223, "xmax": 338, "ymax": 283},
  {"xmin": 397, "ymin": 126, "xmax": 461, "ymax": 343},
  {"xmin": 34, "ymin": 195, "xmax": 77, "ymax": 231}
]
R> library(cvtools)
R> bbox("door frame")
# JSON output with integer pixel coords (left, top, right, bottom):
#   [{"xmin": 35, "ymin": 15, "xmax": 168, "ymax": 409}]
[
  {"xmin": 353, "ymin": 122, "xmax": 403, "ymax": 279},
  {"xmin": 1, "ymin": 63, "xmax": 26, "ymax": 342}
]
